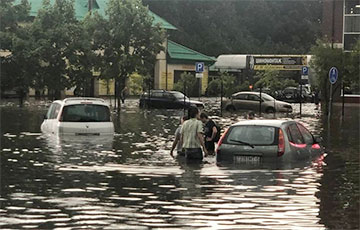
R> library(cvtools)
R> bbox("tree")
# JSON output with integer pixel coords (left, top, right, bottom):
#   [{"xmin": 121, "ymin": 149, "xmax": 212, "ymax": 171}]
[
  {"xmin": 254, "ymin": 70, "xmax": 297, "ymax": 92},
  {"xmin": 86, "ymin": 0, "xmax": 165, "ymax": 110},
  {"xmin": 173, "ymin": 72, "xmax": 197, "ymax": 96},
  {"xmin": 310, "ymin": 39, "xmax": 346, "ymax": 114},
  {"xmin": 0, "ymin": 0, "xmax": 33, "ymax": 106},
  {"xmin": 30, "ymin": 0, "xmax": 80, "ymax": 100},
  {"xmin": 310, "ymin": 39, "xmax": 360, "ymax": 114},
  {"xmin": 67, "ymin": 19, "xmax": 97, "ymax": 97},
  {"xmin": 143, "ymin": 0, "xmax": 322, "ymax": 56}
]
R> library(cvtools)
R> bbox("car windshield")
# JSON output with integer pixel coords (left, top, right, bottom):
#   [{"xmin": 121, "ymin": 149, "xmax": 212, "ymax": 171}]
[
  {"xmin": 260, "ymin": 93, "xmax": 275, "ymax": 101},
  {"xmin": 226, "ymin": 125, "xmax": 276, "ymax": 145},
  {"xmin": 171, "ymin": 92, "xmax": 188, "ymax": 100},
  {"xmin": 61, "ymin": 104, "xmax": 111, "ymax": 122}
]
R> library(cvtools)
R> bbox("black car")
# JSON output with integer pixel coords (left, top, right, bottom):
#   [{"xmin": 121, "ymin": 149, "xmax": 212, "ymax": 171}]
[
  {"xmin": 280, "ymin": 87, "xmax": 312, "ymax": 103},
  {"xmin": 139, "ymin": 90, "xmax": 204, "ymax": 109}
]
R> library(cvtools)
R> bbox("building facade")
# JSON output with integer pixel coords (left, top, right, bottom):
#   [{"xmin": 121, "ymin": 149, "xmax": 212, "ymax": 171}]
[{"xmin": 322, "ymin": 0, "xmax": 360, "ymax": 50}]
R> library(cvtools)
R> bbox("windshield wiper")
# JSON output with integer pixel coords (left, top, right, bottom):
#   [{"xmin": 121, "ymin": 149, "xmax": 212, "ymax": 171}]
[{"xmin": 229, "ymin": 139, "xmax": 255, "ymax": 148}]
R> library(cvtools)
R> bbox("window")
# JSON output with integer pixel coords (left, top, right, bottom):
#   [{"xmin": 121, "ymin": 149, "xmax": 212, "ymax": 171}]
[
  {"xmin": 61, "ymin": 104, "xmax": 111, "ymax": 122},
  {"xmin": 47, "ymin": 103, "xmax": 61, "ymax": 119},
  {"xmin": 297, "ymin": 123, "xmax": 314, "ymax": 145},
  {"xmin": 171, "ymin": 92, "xmax": 188, "ymax": 100},
  {"xmin": 345, "ymin": 16, "xmax": 360, "ymax": 33},
  {"xmin": 233, "ymin": 94, "xmax": 247, "ymax": 100},
  {"xmin": 248, "ymin": 94, "xmax": 260, "ymax": 101},
  {"xmin": 260, "ymin": 93, "xmax": 274, "ymax": 101},
  {"xmin": 226, "ymin": 125, "xmax": 276, "ymax": 145},
  {"xmin": 287, "ymin": 124, "xmax": 304, "ymax": 144},
  {"xmin": 164, "ymin": 93, "xmax": 176, "ymax": 100},
  {"xmin": 151, "ymin": 92, "xmax": 163, "ymax": 98}
]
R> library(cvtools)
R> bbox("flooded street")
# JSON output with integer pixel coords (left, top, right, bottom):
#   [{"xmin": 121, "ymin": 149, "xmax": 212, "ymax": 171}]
[{"xmin": 0, "ymin": 99, "xmax": 359, "ymax": 229}]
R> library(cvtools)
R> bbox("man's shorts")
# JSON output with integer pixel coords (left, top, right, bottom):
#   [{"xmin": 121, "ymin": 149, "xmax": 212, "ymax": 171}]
[{"xmin": 184, "ymin": 148, "xmax": 203, "ymax": 160}]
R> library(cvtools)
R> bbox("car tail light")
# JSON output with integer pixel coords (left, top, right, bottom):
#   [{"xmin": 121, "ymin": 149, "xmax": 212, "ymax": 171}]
[
  {"xmin": 278, "ymin": 129, "xmax": 285, "ymax": 157},
  {"xmin": 289, "ymin": 142, "xmax": 306, "ymax": 148},
  {"xmin": 312, "ymin": 143, "xmax": 321, "ymax": 149},
  {"xmin": 216, "ymin": 128, "xmax": 229, "ymax": 154}
]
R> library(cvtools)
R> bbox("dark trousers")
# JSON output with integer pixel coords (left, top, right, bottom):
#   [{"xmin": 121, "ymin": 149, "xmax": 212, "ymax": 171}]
[
  {"xmin": 184, "ymin": 148, "xmax": 203, "ymax": 161},
  {"xmin": 205, "ymin": 141, "xmax": 215, "ymax": 153}
]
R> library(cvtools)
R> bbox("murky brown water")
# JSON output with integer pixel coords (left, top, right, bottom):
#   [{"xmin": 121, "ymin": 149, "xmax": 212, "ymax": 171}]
[{"xmin": 1, "ymin": 98, "xmax": 359, "ymax": 229}]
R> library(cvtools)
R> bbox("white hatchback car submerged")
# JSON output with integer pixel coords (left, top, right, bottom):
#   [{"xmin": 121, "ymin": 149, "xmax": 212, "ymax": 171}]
[{"xmin": 41, "ymin": 97, "xmax": 114, "ymax": 136}]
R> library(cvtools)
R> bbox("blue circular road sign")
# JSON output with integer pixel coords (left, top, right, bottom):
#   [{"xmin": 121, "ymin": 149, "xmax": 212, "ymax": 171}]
[{"xmin": 329, "ymin": 67, "xmax": 338, "ymax": 85}]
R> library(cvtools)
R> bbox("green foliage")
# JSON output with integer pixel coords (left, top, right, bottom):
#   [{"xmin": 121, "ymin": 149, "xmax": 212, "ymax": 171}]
[
  {"xmin": 206, "ymin": 73, "xmax": 252, "ymax": 97},
  {"xmin": 0, "ymin": 0, "xmax": 32, "ymax": 101},
  {"xmin": 254, "ymin": 70, "xmax": 297, "ymax": 91},
  {"xmin": 1, "ymin": 0, "xmax": 165, "ymax": 101},
  {"xmin": 0, "ymin": 0, "xmax": 31, "ymax": 50},
  {"xmin": 85, "ymin": 0, "xmax": 165, "ymax": 93},
  {"xmin": 143, "ymin": 0, "xmax": 321, "ymax": 55},
  {"xmin": 206, "ymin": 77, "xmax": 221, "ymax": 96},
  {"xmin": 128, "ymin": 73, "xmax": 143, "ymax": 95},
  {"xmin": 310, "ymin": 39, "xmax": 360, "ymax": 112},
  {"xmin": 173, "ymin": 72, "xmax": 198, "ymax": 96},
  {"xmin": 29, "ymin": 0, "xmax": 80, "ymax": 99}
]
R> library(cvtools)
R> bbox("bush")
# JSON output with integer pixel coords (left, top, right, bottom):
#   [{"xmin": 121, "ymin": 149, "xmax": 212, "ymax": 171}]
[
  {"xmin": 206, "ymin": 78, "xmax": 221, "ymax": 96},
  {"xmin": 173, "ymin": 72, "xmax": 198, "ymax": 96}
]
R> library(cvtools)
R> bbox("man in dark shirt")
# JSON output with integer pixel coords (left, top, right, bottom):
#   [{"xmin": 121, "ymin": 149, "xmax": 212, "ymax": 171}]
[{"xmin": 200, "ymin": 112, "xmax": 218, "ymax": 155}]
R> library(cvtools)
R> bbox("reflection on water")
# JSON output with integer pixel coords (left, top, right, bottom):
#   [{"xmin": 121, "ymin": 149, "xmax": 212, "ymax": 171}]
[{"xmin": 0, "ymin": 100, "xmax": 359, "ymax": 229}]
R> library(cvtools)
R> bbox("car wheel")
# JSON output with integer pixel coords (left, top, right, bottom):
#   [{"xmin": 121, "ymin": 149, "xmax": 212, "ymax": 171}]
[
  {"xmin": 266, "ymin": 107, "xmax": 275, "ymax": 113},
  {"xmin": 226, "ymin": 105, "xmax": 236, "ymax": 112}
]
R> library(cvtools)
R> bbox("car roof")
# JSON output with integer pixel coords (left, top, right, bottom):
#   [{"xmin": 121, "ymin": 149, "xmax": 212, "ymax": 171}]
[
  {"xmin": 52, "ymin": 97, "xmax": 109, "ymax": 106},
  {"xmin": 231, "ymin": 119, "xmax": 295, "ymax": 127},
  {"xmin": 232, "ymin": 91, "xmax": 270, "ymax": 96}
]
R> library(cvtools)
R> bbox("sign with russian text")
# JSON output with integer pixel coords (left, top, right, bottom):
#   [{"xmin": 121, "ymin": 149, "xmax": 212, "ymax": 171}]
[{"xmin": 250, "ymin": 55, "xmax": 307, "ymax": 71}]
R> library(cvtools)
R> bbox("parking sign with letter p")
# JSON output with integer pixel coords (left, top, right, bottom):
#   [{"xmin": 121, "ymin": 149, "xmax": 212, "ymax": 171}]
[{"xmin": 195, "ymin": 62, "xmax": 204, "ymax": 73}]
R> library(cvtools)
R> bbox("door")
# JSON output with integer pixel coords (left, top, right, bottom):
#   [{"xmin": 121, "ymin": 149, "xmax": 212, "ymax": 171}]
[
  {"xmin": 42, "ymin": 102, "xmax": 62, "ymax": 134},
  {"xmin": 151, "ymin": 92, "xmax": 165, "ymax": 108},
  {"xmin": 247, "ymin": 94, "xmax": 261, "ymax": 111},
  {"xmin": 286, "ymin": 123, "xmax": 309, "ymax": 160},
  {"xmin": 232, "ymin": 94, "xmax": 248, "ymax": 110},
  {"xmin": 296, "ymin": 123, "xmax": 321, "ymax": 156}
]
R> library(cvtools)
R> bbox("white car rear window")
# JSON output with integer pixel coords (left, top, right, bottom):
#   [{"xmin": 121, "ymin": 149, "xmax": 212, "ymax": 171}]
[
  {"xmin": 61, "ymin": 104, "xmax": 110, "ymax": 122},
  {"xmin": 226, "ymin": 125, "xmax": 276, "ymax": 145}
]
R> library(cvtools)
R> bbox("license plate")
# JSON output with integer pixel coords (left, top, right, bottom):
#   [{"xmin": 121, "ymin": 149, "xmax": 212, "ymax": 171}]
[
  {"xmin": 75, "ymin": 133, "xmax": 100, "ymax": 136},
  {"xmin": 233, "ymin": 155, "xmax": 261, "ymax": 164}
]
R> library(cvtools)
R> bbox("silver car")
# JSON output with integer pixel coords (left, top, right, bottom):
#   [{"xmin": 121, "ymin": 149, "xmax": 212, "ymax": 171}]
[
  {"xmin": 216, "ymin": 119, "xmax": 323, "ymax": 164},
  {"xmin": 223, "ymin": 91, "xmax": 292, "ymax": 113}
]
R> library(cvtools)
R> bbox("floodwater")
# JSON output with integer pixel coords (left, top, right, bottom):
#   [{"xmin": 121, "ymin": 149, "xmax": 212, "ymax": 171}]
[{"xmin": 0, "ymin": 98, "xmax": 359, "ymax": 229}]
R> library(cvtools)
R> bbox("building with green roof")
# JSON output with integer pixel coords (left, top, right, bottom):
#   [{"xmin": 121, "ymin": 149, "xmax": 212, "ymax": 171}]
[
  {"xmin": 18, "ymin": 0, "xmax": 215, "ymax": 96},
  {"xmin": 154, "ymin": 40, "xmax": 216, "ymax": 93}
]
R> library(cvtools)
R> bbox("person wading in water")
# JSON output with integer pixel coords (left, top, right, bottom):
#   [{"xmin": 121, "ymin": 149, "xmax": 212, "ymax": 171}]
[{"xmin": 180, "ymin": 107, "xmax": 208, "ymax": 161}]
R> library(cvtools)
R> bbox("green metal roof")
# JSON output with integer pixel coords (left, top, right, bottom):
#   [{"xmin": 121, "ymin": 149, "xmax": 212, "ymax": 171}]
[
  {"xmin": 148, "ymin": 11, "xmax": 176, "ymax": 30},
  {"xmin": 167, "ymin": 40, "xmax": 216, "ymax": 64},
  {"xmin": 15, "ymin": 0, "xmax": 176, "ymax": 30}
]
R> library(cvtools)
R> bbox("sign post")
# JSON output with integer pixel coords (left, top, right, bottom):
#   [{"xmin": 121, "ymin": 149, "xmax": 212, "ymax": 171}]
[
  {"xmin": 195, "ymin": 62, "xmax": 204, "ymax": 100},
  {"xmin": 299, "ymin": 66, "xmax": 309, "ymax": 117},
  {"xmin": 328, "ymin": 67, "xmax": 338, "ymax": 119}
]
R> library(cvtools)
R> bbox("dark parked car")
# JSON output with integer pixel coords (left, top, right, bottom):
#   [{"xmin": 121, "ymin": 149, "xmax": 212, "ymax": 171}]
[
  {"xmin": 216, "ymin": 119, "xmax": 323, "ymax": 164},
  {"xmin": 281, "ymin": 87, "xmax": 312, "ymax": 103},
  {"xmin": 139, "ymin": 90, "xmax": 204, "ymax": 109}
]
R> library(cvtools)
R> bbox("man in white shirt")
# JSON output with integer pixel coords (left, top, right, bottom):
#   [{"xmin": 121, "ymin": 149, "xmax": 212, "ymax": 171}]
[{"xmin": 180, "ymin": 107, "xmax": 208, "ymax": 161}]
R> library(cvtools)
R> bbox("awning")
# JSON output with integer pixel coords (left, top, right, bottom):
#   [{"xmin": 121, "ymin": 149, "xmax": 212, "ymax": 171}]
[{"xmin": 214, "ymin": 55, "xmax": 247, "ymax": 70}]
